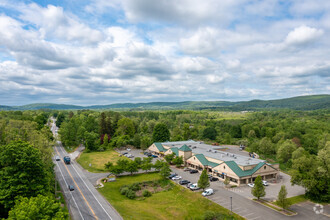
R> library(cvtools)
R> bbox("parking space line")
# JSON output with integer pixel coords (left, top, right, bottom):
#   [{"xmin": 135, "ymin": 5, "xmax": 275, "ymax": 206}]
[
  {"xmin": 242, "ymin": 213, "xmax": 254, "ymax": 217},
  {"xmin": 249, "ymin": 216, "xmax": 261, "ymax": 220}
]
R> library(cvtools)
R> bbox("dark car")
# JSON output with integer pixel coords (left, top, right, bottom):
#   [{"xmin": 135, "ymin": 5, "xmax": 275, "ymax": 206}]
[
  {"xmin": 189, "ymin": 169, "xmax": 198, "ymax": 174},
  {"xmin": 210, "ymin": 176, "xmax": 219, "ymax": 182},
  {"xmin": 168, "ymin": 173, "xmax": 178, "ymax": 179},
  {"xmin": 122, "ymin": 152, "xmax": 128, "ymax": 155},
  {"xmin": 151, "ymin": 155, "xmax": 158, "ymax": 158},
  {"xmin": 183, "ymin": 167, "xmax": 191, "ymax": 172},
  {"xmin": 179, "ymin": 180, "xmax": 191, "ymax": 185},
  {"xmin": 68, "ymin": 185, "xmax": 74, "ymax": 191}
]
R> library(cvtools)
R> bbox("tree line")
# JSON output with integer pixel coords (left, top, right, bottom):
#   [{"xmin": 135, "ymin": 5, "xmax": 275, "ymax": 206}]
[{"xmin": 0, "ymin": 111, "xmax": 68, "ymax": 219}]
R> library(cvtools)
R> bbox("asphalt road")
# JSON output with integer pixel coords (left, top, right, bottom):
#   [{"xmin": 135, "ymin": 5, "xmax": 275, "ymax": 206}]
[{"xmin": 51, "ymin": 119, "xmax": 122, "ymax": 220}]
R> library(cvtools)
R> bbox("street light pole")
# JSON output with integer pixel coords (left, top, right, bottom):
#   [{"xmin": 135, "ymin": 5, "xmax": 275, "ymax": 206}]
[{"xmin": 230, "ymin": 196, "xmax": 232, "ymax": 214}]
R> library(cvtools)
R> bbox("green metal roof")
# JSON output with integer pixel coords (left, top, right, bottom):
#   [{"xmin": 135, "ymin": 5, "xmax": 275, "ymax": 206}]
[
  {"xmin": 179, "ymin": 144, "xmax": 192, "ymax": 152},
  {"xmin": 224, "ymin": 161, "xmax": 266, "ymax": 177},
  {"xmin": 170, "ymin": 147, "xmax": 179, "ymax": 156},
  {"xmin": 154, "ymin": 143, "xmax": 166, "ymax": 152},
  {"xmin": 194, "ymin": 154, "xmax": 219, "ymax": 168}
]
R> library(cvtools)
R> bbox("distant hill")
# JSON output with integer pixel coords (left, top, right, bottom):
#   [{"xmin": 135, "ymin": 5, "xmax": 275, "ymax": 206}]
[{"xmin": 0, "ymin": 95, "xmax": 329, "ymax": 111}]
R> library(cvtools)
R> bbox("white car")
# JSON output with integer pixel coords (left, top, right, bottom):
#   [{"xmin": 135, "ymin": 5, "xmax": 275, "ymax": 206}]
[
  {"xmin": 125, "ymin": 154, "xmax": 134, "ymax": 158},
  {"xmin": 171, "ymin": 176, "xmax": 182, "ymax": 180},
  {"xmin": 262, "ymin": 180, "xmax": 268, "ymax": 186},
  {"xmin": 247, "ymin": 183, "xmax": 255, "ymax": 188},
  {"xmin": 202, "ymin": 188, "xmax": 214, "ymax": 196}
]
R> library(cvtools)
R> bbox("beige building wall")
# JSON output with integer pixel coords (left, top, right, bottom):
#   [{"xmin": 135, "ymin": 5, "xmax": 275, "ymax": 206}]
[
  {"xmin": 164, "ymin": 149, "xmax": 173, "ymax": 155},
  {"xmin": 148, "ymin": 144, "xmax": 159, "ymax": 153},
  {"xmin": 179, "ymin": 150, "xmax": 192, "ymax": 160},
  {"xmin": 186, "ymin": 155, "xmax": 205, "ymax": 168}
]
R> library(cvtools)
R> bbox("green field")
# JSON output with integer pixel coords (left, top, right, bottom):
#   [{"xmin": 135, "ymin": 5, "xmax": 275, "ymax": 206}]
[
  {"xmin": 77, "ymin": 150, "xmax": 129, "ymax": 173},
  {"xmin": 98, "ymin": 173, "xmax": 244, "ymax": 220}
]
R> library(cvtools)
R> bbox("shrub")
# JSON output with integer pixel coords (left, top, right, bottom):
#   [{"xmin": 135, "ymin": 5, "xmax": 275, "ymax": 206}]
[
  {"xmin": 120, "ymin": 187, "xmax": 129, "ymax": 195},
  {"xmin": 129, "ymin": 183, "xmax": 141, "ymax": 191},
  {"xmin": 126, "ymin": 189, "xmax": 136, "ymax": 199},
  {"xmin": 142, "ymin": 190, "xmax": 152, "ymax": 197}
]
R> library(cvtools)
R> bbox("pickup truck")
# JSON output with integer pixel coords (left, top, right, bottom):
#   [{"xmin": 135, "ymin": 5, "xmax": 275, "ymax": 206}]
[{"xmin": 64, "ymin": 156, "xmax": 71, "ymax": 164}]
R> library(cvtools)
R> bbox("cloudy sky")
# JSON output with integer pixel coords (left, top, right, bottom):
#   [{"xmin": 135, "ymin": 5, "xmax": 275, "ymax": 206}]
[{"xmin": 0, "ymin": 0, "xmax": 329, "ymax": 106}]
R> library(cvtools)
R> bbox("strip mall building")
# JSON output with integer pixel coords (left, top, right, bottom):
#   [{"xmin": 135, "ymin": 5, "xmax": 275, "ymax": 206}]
[{"xmin": 148, "ymin": 140, "xmax": 279, "ymax": 186}]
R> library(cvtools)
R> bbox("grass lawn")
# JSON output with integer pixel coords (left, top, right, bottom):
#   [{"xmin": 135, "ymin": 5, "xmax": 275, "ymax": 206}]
[
  {"xmin": 98, "ymin": 173, "xmax": 244, "ymax": 220},
  {"xmin": 77, "ymin": 149, "xmax": 129, "ymax": 173}
]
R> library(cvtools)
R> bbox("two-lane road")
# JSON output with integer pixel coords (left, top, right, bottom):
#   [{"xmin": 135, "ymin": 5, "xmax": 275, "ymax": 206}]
[{"xmin": 54, "ymin": 142, "xmax": 122, "ymax": 220}]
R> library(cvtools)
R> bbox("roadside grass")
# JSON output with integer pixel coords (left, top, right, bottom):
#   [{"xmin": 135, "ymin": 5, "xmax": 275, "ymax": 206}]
[
  {"xmin": 254, "ymin": 199, "xmax": 296, "ymax": 216},
  {"xmin": 98, "ymin": 173, "xmax": 244, "ymax": 220},
  {"xmin": 272, "ymin": 194, "xmax": 307, "ymax": 207},
  {"xmin": 77, "ymin": 149, "xmax": 130, "ymax": 173}
]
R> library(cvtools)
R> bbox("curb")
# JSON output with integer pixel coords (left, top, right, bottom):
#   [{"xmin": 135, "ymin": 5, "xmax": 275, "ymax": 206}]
[{"xmin": 252, "ymin": 199, "xmax": 297, "ymax": 216}]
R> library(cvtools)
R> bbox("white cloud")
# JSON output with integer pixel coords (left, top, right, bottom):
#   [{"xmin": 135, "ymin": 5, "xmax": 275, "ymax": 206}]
[{"xmin": 285, "ymin": 25, "xmax": 323, "ymax": 46}]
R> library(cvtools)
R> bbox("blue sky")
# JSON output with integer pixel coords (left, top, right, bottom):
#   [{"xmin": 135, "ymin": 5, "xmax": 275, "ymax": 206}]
[{"xmin": 0, "ymin": 0, "xmax": 329, "ymax": 106}]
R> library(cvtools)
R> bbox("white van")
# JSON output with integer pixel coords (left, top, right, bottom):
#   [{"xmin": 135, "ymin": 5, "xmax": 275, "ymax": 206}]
[
  {"xmin": 202, "ymin": 188, "xmax": 214, "ymax": 196},
  {"xmin": 189, "ymin": 183, "xmax": 200, "ymax": 191}
]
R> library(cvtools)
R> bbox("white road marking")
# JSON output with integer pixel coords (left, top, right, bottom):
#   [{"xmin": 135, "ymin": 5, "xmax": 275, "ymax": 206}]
[
  {"xmin": 249, "ymin": 216, "xmax": 261, "ymax": 220},
  {"xmin": 58, "ymin": 146, "xmax": 113, "ymax": 220},
  {"xmin": 55, "ymin": 157, "xmax": 84, "ymax": 220},
  {"xmin": 243, "ymin": 213, "xmax": 255, "ymax": 217}
]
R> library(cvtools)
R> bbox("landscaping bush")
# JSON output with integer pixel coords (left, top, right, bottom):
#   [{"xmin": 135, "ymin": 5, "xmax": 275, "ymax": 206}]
[
  {"xmin": 129, "ymin": 183, "xmax": 141, "ymax": 191},
  {"xmin": 203, "ymin": 211, "xmax": 234, "ymax": 220},
  {"xmin": 126, "ymin": 189, "xmax": 136, "ymax": 199},
  {"xmin": 142, "ymin": 190, "xmax": 152, "ymax": 197},
  {"xmin": 120, "ymin": 187, "xmax": 129, "ymax": 195}
]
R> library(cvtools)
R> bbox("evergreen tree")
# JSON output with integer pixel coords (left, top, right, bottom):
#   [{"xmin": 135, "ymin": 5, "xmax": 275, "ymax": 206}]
[
  {"xmin": 160, "ymin": 163, "xmax": 171, "ymax": 179},
  {"xmin": 198, "ymin": 169, "xmax": 210, "ymax": 190},
  {"xmin": 252, "ymin": 176, "xmax": 265, "ymax": 200},
  {"xmin": 277, "ymin": 185, "xmax": 288, "ymax": 210}
]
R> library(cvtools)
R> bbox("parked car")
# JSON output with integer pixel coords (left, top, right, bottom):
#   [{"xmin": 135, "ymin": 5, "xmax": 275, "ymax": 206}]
[
  {"xmin": 189, "ymin": 169, "xmax": 198, "ymax": 174},
  {"xmin": 146, "ymin": 153, "xmax": 153, "ymax": 157},
  {"xmin": 209, "ymin": 176, "xmax": 219, "ymax": 182},
  {"xmin": 127, "ymin": 148, "xmax": 131, "ymax": 151},
  {"xmin": 202, "ymin": 188, "xmax": 214, "ymax": 196},
  {"xmin": 262, "ymin": 180, "xmax": 268, "ymax": 186},
  {"xmin": 125, "ymin": 154, "xmax": 134, "ymax": 158},
  {"xmin": 247, "ymin": 183, "xmax": 255, "ymax": 188},
  {"xmin": 189, "ymin": 183, "xmax": 200, "ymax": 191},
  {"xmin": 55, "ymin": 155, "xmax": 60, "ymax": 161},
  {"xmin": 183, "ymin": 167, "xmax": 191, "ymax": 172},
  {"xmin": 122, "ymin": 152, "xmax": 128, "ymax": 155},
  {"xmin": 151, "ymin": 155, "xmax": 158, "ymax": 158},
  {"xmin": 179, "ymin": 180, "xmax": 191, "ymax": 185},
  {"xmin": 168, "ymin": 173, "xmax": 178, "ymax": 179},
  {"xmin": 68, "ymin": 185, "xmax": 74, "ymax": 191},
  {"xmin": 186, "ymin": 183, "xmax": 193, "ymax": 188},
  {"xmin": 172, "ymin": 176, "xmax": 182, "ymax": 180}
]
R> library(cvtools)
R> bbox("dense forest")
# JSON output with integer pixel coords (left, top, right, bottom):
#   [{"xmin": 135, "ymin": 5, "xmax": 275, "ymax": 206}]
[
  {"xmin": 58, "ymin": 109, "xmax": 329, "ymax": 202},
  {"xmin": 0, "ymin": 111, "xmax": 68, "ymax": 219}
]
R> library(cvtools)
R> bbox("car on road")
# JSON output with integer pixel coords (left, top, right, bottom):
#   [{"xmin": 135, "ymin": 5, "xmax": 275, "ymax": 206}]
[
  {"xmin": 247, "ymin": 183, "xmax": 255, "ymax": 188},
  {"xmin": 262, "ymin": 180, "xmax": 268, "ymax": 186},
  {"xmin": 172, "ymin": 176, "xmax": 182, "ymax": 180},
  {"xmin": 63, "ymin": 156, "xmax": 71, "ymax": 164},
  {"xmin": 68, "ymin": 185, "xmax": 74, "ymax": 191},
  {"xmin": 209, "ymin": 176, "xmax": 219, "ymax": 182},
  {"xmin": 168, "ymin": 173, "xmax": 178, "ymax": 179},
  {"xmin": 202, "ymin": 188, "xmax": 214, "ymax": 196},
  {"xmin": 55, "ymin": 155, "xmax": 60, "ymax": 161},
  {"xmin": 179, "ymin": 180, "xmax": 191, "ymax": 185},
  {"xmin": 151, "ymin": 155, "xmax": 158, "ymax": 158},
  {"xmin": 189, "ymin": 183, "xmax": 200, "ymax": 191},
  {"xmin": 189, "ymin": 169, "xmax": 198, "ymax": 174}
]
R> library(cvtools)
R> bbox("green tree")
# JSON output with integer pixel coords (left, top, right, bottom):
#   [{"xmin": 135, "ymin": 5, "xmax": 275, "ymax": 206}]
[
  {"xmin": 252, "ymin": 176, "xmax": 265, "ymax": 200},
  {"xmin": 202, "ymin": 127, "xmax": 217, "ymax": 140},
  {"xmin": 198, "ymin": 169, "xmax": 210, "ymax": 191},
  {"xmin": 126, "ymin": 161, "xmax": 138, "ymax": 175},
  {"xmin": 8, "ymin": 195, "xmax": 68, "ymax": 220},
  {"xmin": 133, "ymin": 134, "xmax": 141, "ymax": 148},
  {"xmin": 152, "ymin": 123, "xmax": 170, "ymax": 142},
  {"xmin": 277, "ymin": 185, "xmax": 288, "ymax": 210},
  {"xmin": 164, "ymin": 153, "xmax": 175, "ymax": 164},
  {"xmin": 172, "ymin": 156, "xmax": 184, "ymax": 168},
  {"xmin": 141, "ymin": 160, "xmax": 153, "ymax": 173},
  {"xmin": 224, "ymin": 177, "xmax": 230, "ymax": 188},
  {"xmin": 115, "ymin": 118, "xmax": 135, "ymax": 138},
  {"xmin": 160, "ymin": 163, "xmax": 171, "ymax": 179},
  {"xmin": 276, "ymin": 140, "xmax": 297, "ymax": 163},
  {"xmin": 103, "ymin": 134, "xmax": 109, "ymax": 147},
  {"xmin": 153, "ymin": 160, "xmax": 165, "ymax": 171},
  {"xmin": 84, "ymin": 131, "xmax": 99, "ymax": 151},
  {"xmin": 0, "ymin": 141, "xmax": 50, "ymax": 210}
]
